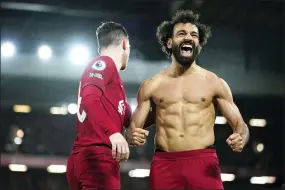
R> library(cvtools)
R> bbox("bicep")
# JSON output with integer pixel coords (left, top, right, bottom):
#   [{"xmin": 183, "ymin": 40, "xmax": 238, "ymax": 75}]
[
  {"xmin": 80, "ymin": 90, "xmax": 103, "ymax": 119},
  {"xmin": 132, "ymin": 98, "xmax": 151, "ymax": 126},
  {"xmin": 81, "ymin": 94, "xmax": 119, "ymax": 133},
  {"xmin": 76, "ymin": 84, "xmax": 103, "ymax": 123},
  {"xmin": 131, "ymin": 80, "xmax": 152, "ymax": 128},
  {"xmin": 215, "ymin": 78, "xmax": 244, "ymax": 130}
]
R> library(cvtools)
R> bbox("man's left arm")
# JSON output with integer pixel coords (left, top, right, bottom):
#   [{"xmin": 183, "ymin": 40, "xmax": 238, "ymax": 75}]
[
  {"xmin": 124, "ymin": 100, "xmax": 156, "ymax": 130},
  {"xmin": 215, "ymin": 78, "xmax": 250, "ymax": 152}
]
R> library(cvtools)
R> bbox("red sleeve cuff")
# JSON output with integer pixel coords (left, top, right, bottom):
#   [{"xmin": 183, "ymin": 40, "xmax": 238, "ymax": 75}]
[
  {"xmin": 105, "ymin": 128, "xmax": 120, "ymax": 136},
  {"xmin": 103, "ymin": 120, "xmax": 121, "ymax": 136}
]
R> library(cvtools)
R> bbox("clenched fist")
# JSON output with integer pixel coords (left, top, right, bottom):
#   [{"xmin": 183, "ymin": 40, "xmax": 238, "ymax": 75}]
[
  {"xmin": 126, "ymin": 128, "xmax": 149, "ymax": 146},
  {"xmin": 226, "ymin": 133, "xmax": 243, "ymax": 152}
]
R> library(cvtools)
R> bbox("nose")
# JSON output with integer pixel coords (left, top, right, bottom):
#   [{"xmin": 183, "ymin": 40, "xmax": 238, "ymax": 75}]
[
  {"xmin": 184, "ymin": 33, "xmax": 194, "ymax": 41},
  {"xmin": 184, "ymin": 35, "xmax": 194, "ymax": 43}
]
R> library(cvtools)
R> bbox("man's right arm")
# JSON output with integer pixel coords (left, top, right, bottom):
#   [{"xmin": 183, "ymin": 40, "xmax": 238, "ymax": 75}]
[
  {"xmin": 80, "ymin": 57, "xmax": 119, "ymax": 136},
  {"xmin": 80, "ymin": 85, "xmax": 121, "ymax": 136},
  {"xmin": 126, "ymin": 80, "xmax": 153, "ymax": 145},
  {"xmin": 80, "ymin": 85, "xmax": 129, "ymax": 160}
]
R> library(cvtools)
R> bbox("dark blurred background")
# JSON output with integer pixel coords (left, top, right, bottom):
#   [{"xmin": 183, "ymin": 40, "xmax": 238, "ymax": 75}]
[{"xmin": 1, "ymin": 0, "xmax": 284, "ymax": 189}]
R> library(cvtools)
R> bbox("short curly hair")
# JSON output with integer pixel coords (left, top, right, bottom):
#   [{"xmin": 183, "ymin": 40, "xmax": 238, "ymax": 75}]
[{"xmin": 156, "ymin": 10, "xmax": 211, "ymax": 57}]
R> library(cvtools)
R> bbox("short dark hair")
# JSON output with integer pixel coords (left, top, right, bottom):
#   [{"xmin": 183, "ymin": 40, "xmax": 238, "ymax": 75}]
[
  {"xmin": 96, "ymin": 22, "xmax": 128, "ymax": 50},
  {"xmin": 156, "ymin": 10, "xmax": 211, "ymax": 57}
]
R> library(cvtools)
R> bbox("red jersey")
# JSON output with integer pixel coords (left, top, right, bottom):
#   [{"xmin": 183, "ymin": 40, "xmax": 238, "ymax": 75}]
[{"xmin": 72, "ymin": 56, "xmax": 131, "ymax": 152}]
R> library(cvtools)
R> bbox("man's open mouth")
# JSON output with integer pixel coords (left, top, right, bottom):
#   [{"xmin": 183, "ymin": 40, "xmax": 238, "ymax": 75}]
[{"xmin": 180, "ymin": 44, "xmax": 193, "ymax": 56}]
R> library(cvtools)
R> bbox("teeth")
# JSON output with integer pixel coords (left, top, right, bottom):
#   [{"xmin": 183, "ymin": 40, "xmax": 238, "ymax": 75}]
[{"xmin": 182, "ymin": 44, "xmax": 192, "ymax": 48}]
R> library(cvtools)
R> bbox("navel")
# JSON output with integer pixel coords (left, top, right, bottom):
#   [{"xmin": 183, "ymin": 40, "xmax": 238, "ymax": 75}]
[
  {"xmin": 201, "ymin": 97, "xmax": 206, "ymax": 102},
  {"xmin": 159, "ymin": 98, "xmax": 164, "ymax": 103}
]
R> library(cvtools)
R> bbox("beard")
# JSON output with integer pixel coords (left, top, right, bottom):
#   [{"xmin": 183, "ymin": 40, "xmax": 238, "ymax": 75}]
[{"xmin": 172, "ymin": 40, "xmax": 199, "ymax": 67}]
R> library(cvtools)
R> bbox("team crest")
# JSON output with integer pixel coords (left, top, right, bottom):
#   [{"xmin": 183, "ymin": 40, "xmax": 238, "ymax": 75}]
[{"xmin": 92, "ymin": 60, "xmax": 106, "ymax": 71}]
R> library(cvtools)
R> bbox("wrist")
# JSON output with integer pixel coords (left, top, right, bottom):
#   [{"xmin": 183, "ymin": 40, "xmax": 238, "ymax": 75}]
[
  {"xmin": 124, "ymin": 128, "xmax": 131, "ymax": 143},
  {"xmin": 241, "ymin": 128, "xmax": 249, "ymax": 146},
  {"xmin": 125, "ymin": 128, "xmax": 135, "ymax": 145},
  {"xmin": 107, "ymin": 130, "xmax": 120, "ymax": 137}
]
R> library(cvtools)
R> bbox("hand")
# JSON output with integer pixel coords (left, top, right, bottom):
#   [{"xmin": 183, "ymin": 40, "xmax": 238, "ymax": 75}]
[
  {"xmin": 126, "ymin": 128, "xmax": 149, "ymax": 146},
  {"xmin": 226, "ymin": 133, "xmax": 243, "ymax": 152},
  {"xmin": 109, "ymin": 133, "xmax": 130, "ymax": 161}
]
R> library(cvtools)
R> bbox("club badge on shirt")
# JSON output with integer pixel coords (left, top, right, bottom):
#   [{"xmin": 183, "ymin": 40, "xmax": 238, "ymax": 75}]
[{"xmin": 92, "ymin": 60, "xmax": 106, "ymax": 71}]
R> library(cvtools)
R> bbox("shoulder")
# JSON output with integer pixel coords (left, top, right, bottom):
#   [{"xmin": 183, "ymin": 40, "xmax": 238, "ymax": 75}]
[
  {"xmin": 80, "ymin": 56, "xmax": 117, "ymax": 87},
  {"xmin": 141, "ymin": 72, "xmax": 163, "ymax": 91},
  {"xmin": 198, "ymin": 67, "xmax": 232, "ymax": 97},
  {"xmin": 137, "ymin": 73, "xmax": 163, "ymax": 100},
  {"xmin": 197, "ymin": 66, "xmax": 218, "ymax": 81},
  {"xmin": 209, "ymin": 74, "xmax": 232, "ymax": 99},
  {"xmin": 83, "ymin": 56, "xmax": 116, "ymax": 79},
  {"xmin": 87, "ymin": 56, "xmax": 116, "ymax": 72},
  {"xmin": 198, "ymin": 67, "xmax": 226, "ymax": 87}
]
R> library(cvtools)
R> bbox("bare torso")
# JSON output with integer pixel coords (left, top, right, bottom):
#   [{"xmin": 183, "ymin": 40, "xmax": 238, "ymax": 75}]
[{"xmin": 150, "ymin": 66, "xmax": 218, "ymax": 152}]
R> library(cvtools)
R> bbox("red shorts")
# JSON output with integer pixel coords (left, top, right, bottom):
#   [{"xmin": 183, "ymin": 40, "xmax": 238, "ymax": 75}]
[
  {"xmin": 149, "ymin": 148, "xmax": 224, "ymax": 190},
  {"xmin": 66, "ymin": 146, "xmax": 120, "ymax": 190}
]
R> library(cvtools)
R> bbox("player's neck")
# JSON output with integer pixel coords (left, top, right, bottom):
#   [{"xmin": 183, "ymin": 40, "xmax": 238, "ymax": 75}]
[
  {"xmin": 171, "ymin": 59, "xmax": 198, "ymax": 76},
  {"xmin": 100, "ymin": 48, "xmax": 122, "ymax": 72}
]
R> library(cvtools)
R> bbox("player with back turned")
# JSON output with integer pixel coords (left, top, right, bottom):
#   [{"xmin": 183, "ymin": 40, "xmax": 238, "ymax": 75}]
[{"xmin": 66, "ymin": 22, "xmax": 141, "ymax": 190}]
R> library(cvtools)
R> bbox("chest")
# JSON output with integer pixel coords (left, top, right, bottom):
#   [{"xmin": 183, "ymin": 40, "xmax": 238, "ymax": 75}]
[{"xmin": 152, "ymin": 76, "xmax": 215, "ymax": 107}]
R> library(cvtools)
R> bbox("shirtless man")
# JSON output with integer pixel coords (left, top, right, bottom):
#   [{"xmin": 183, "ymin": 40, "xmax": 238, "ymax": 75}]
[{"xmin": 126, "ymin": 10, "xmax": 250, "ymax": 190}]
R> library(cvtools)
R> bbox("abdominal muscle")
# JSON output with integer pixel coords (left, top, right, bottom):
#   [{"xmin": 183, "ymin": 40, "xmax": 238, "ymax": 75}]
[{"xmin": 154, "ymin": 103, "xmax": 216, "ymax": 152}]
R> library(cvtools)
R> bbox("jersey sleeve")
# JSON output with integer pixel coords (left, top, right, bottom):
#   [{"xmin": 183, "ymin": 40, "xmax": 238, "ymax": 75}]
[
  {"xmin": 123, "ymin": 102, "xmax": 132, "ymax": 127},
  {"xmin": 81, "ymin": 85, "xmax": 121, "ymax": 136},
  {"xmin": 81, "ymin": 57, "xmax": 115, "ymax": 93}
]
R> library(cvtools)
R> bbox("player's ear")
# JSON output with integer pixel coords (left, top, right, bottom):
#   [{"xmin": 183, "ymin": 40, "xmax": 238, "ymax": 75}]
[
  {"xmin": 122, "ymin": 39, "xmax": 127, "ymax": 50},
  {"xmin": 167, "ymin": 38, "xmax": 172, "ymax": 49}
]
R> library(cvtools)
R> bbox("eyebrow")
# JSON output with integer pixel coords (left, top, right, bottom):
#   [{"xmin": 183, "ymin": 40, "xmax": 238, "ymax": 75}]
[{"xmin": 176, "ymin": 30, "xmax": 199, "ymax": 34}]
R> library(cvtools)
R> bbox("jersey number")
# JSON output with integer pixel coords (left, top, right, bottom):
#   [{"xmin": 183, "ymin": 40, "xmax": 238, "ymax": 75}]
[{"xmin": 77, "ymin": 82, "xmax": 87, "ymax": 123}]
